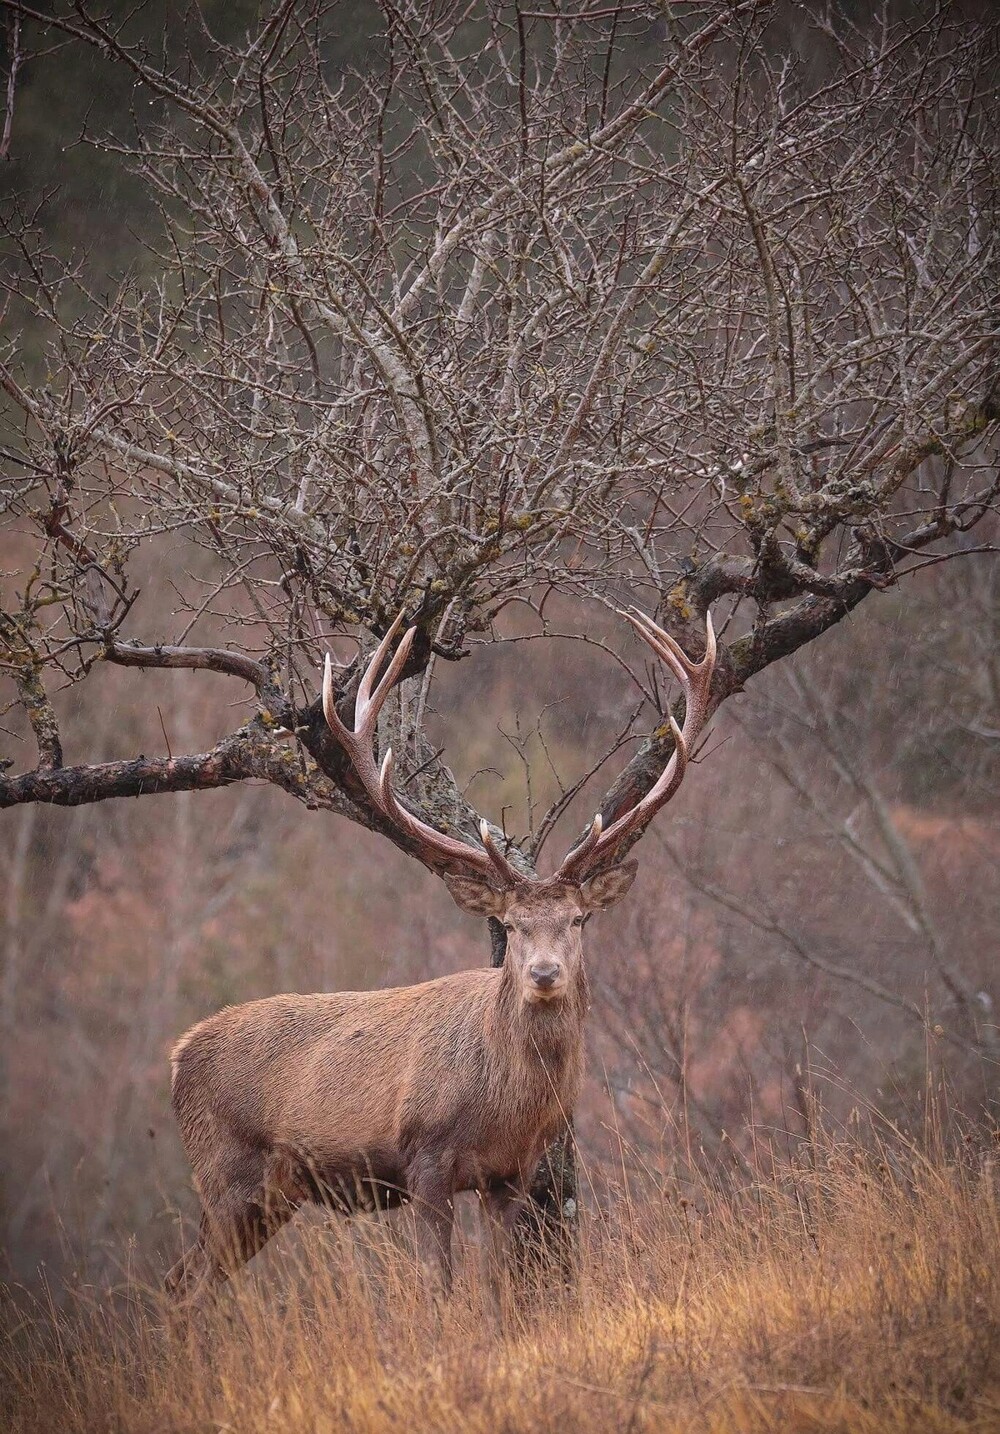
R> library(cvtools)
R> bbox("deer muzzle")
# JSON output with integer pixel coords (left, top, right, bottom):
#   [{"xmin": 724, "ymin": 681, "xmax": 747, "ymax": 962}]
[{"xmin": 527, "ymin": 961, "xmax": 564, "ymax": 997}]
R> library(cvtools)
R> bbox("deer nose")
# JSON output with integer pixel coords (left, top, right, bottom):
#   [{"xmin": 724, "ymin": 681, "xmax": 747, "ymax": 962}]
[{"xmin": 529, "ymin": 962, "xmax": 561, "ymax": 990}]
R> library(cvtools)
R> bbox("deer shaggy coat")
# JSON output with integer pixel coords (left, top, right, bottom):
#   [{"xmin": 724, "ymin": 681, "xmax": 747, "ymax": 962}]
[
  {"xmin": 166, "ymin": 867, "xmax": 635, "ymax": 1297},
  {"xmin": 171, "ymin": 963, "xmax": 584, "ymax": 1220}
]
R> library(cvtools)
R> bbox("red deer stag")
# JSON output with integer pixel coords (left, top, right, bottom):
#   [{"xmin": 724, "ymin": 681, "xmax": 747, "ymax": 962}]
[{"xmin": 166, "ymin": 607, "xmax": 716, "ymax": 1300}]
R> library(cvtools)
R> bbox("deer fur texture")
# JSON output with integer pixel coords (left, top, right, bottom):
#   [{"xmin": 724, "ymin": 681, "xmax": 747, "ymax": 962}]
[
  {"xmin": 166, "ymin": 608, "xmax": 715, "ymax": 1300},
  {"xmin": 165, "ymin": 866, "xmax": 636, "ymax": 1301}
]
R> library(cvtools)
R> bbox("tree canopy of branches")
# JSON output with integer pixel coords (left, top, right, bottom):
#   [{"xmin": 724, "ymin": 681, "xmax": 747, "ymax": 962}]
[{"xmin": 1, "ymin": 0, "xmax": 997, "ymax": 883}]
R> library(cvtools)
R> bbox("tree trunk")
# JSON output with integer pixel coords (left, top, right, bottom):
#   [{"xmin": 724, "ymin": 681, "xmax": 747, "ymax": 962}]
[{"xmin": 488, "ymin": 917, "xmax": 578, "ymax": 1280}]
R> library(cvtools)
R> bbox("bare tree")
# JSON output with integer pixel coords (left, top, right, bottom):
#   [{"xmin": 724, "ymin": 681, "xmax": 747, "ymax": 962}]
[
  {"xmin": 1, "ymin": 0, "xmax": 998, "ymax": 1242},
  {"xmin": 592, "ymin": 569, "xmax": 1000, "ymax": 1181}
]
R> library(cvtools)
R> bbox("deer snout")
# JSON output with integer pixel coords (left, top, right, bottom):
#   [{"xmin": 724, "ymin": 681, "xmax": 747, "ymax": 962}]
[{"xmin": 528, "ymin": 961, "xmax": 562, "ymax": 992}]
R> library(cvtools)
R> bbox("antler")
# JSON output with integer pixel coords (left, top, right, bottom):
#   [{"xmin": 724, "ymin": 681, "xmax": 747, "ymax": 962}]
[
  {"xmin": 323, "ymin": 607, "xmax": 715, "ymax": 890},
  {"xmin": 322, "ymin": 612, "xmax": 523, "ymax": 886},
  {"xmin": 553, "ymin": 608, "xmax": 716, "ymax": 882}
]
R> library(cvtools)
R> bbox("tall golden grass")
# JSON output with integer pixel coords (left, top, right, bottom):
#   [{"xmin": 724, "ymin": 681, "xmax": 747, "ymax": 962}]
[{"xmin": 3, "ymin": 1099, "xmax": 999, "ymax": 1434}]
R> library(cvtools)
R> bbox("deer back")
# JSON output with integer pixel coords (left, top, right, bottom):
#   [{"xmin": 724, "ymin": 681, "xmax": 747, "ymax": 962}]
[{"xmin": 170, "ymin": 960, "xmax": 586, "ymax": 1197}]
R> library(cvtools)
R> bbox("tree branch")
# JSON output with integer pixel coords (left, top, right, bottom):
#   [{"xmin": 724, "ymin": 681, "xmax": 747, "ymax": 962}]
[
  {"xmin": 104, "ymin": 639, "xmax": 273, "ymax": 696},
  {"xmin": 0, "ymin": 733, "xmax": 255, "ymax": 808}
]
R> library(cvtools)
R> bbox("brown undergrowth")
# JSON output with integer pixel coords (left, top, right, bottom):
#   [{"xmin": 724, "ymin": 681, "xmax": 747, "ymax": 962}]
[{"xmin": 2, "ymin": 1106, "xmax": 999, "ymax": 1434}]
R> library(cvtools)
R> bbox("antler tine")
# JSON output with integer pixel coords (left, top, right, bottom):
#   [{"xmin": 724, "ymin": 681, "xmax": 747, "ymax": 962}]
[
  {"xmin": 616, "ymin": 606, "xmax": 688, "ymax": 680},
  {"xmin": 619, "ymin": 606, "xmax": 716, "ymax": 682},
  {"xmin": 553, "ymin": 609, "xmax": 714, "ymax": 882},
  {"xmin": 354, "ymin": 609, "xmax": 410, "ymax": 728},
  {"xmin": 363, "ymin": 624, "xmax": 416, "ymax": 726},
  {"xmin": 322, "ymin": 651, "xmax": 350, "ymax": 741},
  {"xmin": 372, "ymin": 750, "xmax": 522, "ymax": 886},
  {"xmin": 323, "ymin": 611, "xmax": 526, "ymax": 887},
  {"xmin": 323, "ymin": 613, "xmax": 414, "ymax": 744},
  {"xmin": 555, "ymin": 812, "xmax": 603, "ymax": 876},
  {"xmin": 478, "ymin": 819, "xmax": 530, "ymax": 886}
]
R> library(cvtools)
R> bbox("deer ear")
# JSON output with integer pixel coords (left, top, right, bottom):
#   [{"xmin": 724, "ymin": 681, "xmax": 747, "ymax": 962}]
[
  {"xmin": 443, "ymin": 874, "xmax": 506, "ymax": 917},
  {"xmin": 580, "ymin": 861, "xmax": 638, "ymax": 912}
]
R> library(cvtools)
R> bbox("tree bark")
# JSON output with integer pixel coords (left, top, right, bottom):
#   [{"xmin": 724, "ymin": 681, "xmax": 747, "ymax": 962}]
[{"xmin": 0, "ymin": 744, "xmax": 253, "ymax": 807}]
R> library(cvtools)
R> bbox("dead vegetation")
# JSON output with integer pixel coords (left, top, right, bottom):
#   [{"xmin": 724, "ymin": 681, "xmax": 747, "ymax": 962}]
[{"xmin": 3, "ymin": 1096, "xmax": 998, "ymax": 1434}]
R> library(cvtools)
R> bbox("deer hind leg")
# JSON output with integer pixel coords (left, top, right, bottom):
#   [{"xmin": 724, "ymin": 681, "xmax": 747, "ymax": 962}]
[
  {"xmin": 164, "ymin": 1211, "xmax": 219, "ymax": 1304},
  {"xmin": 165, "ymin": 1146, "xmax": 300, "ymax": 1304}
]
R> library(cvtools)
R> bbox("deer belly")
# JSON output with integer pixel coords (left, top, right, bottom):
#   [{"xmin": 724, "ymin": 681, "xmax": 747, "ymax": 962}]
[{"xmin": 278, "ymin": 1144, "xmax": 408, "ymax": 1214}]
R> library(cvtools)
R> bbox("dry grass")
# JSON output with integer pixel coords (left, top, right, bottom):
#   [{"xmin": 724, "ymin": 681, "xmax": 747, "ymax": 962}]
[{"xmin": 3, "ymin": 1113, "xmax": 999, "ymax": 1434}]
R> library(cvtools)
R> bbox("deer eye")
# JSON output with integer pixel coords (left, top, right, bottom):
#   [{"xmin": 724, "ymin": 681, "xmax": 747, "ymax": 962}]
[
  {"xmin": 503, "ymin": 921, "xmax": 514, "ymax": 933},
  {"xmin": 572, "ymin": 914, "xmax": 585, "ymax": 927}
]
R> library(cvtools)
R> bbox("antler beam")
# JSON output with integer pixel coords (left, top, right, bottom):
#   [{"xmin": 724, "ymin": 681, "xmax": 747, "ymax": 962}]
[
  {"xmin": 322, "ymin": 607, "xmax": 716, "ymax": 890},
  {"xmin": 554, "ymin": 609, "xmax": 716, "ymax": 882},
  {"xmin": 323, "ymin": 613, "xmax": 523, "ymax": 886}
]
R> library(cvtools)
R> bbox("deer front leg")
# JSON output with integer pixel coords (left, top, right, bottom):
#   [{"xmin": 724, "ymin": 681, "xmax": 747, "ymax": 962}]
[
  {"xmin": 407, "ymin": 1157, "xmax": 455, "ymax": 1295},
  {"xmin": 480, "ymin": 1176, "xmax": 528, "ymax": 1317}
]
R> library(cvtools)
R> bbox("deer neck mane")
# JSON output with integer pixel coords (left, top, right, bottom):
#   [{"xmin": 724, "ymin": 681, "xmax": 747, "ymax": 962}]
[{"xmin": 488, "ymin": 957, "xmax": 589, "ymax": 1068}]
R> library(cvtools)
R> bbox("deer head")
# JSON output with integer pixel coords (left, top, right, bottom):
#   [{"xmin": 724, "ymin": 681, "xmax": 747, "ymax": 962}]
[
  {"xmin": 322, "ymin": 606, "xmax": 716, "ymax": 1000},
  {"xmin": 440, "ymin": 868, "xmax": 638, "ymax": 1003}
]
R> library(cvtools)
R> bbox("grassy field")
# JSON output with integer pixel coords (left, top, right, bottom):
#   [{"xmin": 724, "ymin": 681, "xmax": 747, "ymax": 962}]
[{"xmin": 3, "ymin": 1111, "xmax": 999, "ymax": 1434}]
